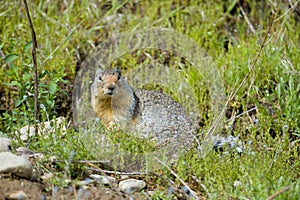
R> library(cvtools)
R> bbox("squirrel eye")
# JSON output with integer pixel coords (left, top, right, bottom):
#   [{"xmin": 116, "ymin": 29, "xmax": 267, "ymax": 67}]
[
  {"xmin": 116, "ymin": 68, "xmax": 121, "ymax": 80},
  {"xmin": 98, "ymin": 76, "xmax": 103, "ymax": 82}
]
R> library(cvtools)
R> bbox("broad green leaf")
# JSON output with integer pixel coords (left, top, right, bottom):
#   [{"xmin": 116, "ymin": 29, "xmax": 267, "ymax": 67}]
[
  {"xmin": 24, "ymin": 41, "xmax": 33, "ymax": 51},
  {"xmin": 23, "ymin": 73, "xmax": 32, "ymax": 81},
  {"xmin": 5, "ymin": 54, "xmax": 19, "ymax": 63},
  {"xmin": 39, "ymin": 70, "xmax": 50, "ymax": 79},
  {"xmin": 49, "ymin": 81, "xmax": 57, "ymax": 94},
  {"xmin": 15, "ymin": 98, "xmax": 25, "ymax": 107},
  {"xmin": 46, "ymin": 99, "xmax": 54, "ymax": 108},
  {"xmin": 3, "ymin": 80, "xmax": 21, "ymax": 88}
]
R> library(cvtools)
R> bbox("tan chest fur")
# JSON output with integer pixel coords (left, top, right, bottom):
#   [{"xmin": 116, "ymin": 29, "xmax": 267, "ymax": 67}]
[{"xmin": 93, "ymin": 97, "xmax": 114, "ymax": 127}]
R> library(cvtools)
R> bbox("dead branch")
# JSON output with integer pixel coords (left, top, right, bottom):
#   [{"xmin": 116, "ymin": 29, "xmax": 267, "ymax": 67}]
[
  {"xmin": 155, "ymin": 157, "xmax": 199, "ymax": 200},
  {"xmin": 266, "ymin": 185, "xmax": 291, "ymax": 200},
  {"xmin": 23, "ymin": 0, "xmax": 39, "ymax": 135},
  {"xmin": 203, "ymin": 11, "xmax": 276, "ymax": 143}
]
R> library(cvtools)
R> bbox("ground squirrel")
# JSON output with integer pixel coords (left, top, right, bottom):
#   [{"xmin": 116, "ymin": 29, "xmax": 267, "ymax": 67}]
[{"xmin": 91, "ymin": 68, "xmax": 197, "ymax": 150}]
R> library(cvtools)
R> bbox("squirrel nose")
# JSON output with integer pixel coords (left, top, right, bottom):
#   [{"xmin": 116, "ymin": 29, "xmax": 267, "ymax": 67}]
[
  {"xmin": 105, "ymin": 85, "xmax": 115, "ymax": 95},
  {"xmin": 108, "ymin": 85, "xmax": 115, "ymax": 91}
]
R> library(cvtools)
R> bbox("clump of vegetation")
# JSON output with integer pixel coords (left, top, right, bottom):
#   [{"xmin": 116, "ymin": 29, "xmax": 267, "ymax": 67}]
[{"xmin": 0, "ymin": 0, "xmax": 299, "ymax": 199}]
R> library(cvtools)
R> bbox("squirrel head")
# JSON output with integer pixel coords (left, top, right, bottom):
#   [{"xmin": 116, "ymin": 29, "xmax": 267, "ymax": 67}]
[{"xmin": 93, "ymin": 68, "xmax": 122, "ymax": 96}]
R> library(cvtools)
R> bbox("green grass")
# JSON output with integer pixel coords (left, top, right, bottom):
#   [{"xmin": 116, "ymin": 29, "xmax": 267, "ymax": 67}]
[{"xmin": 1, "ymin": 0, "xmax": 299, "ymax": 199}]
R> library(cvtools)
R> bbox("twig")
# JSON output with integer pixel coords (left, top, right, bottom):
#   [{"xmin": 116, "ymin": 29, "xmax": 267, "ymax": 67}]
[
  {"xmin": 24, "ymin": 0, "xmax": 39, "ymax": 135},
  {"xmin": 225, "ymin": 107, "xmax": 257, "ymax": 123},
  {"xmin": 76, "ymin": 160, "xmax": 110, "ymax": 164},
  {"xmin": 266, "ymin": 185, "xmax": 291, "ymax": 200},
  {"xmin": 86, "ymin": 166, "xmax": 148, "ymax": 175},
  {"xmin": 72, "ymin": 184, "xmax": 78, "ymax": 200},
  {"xmin": 141, "ymin": 191, "xmax": 151, "ymax": 199},
  {"xmin": 102, "ymin": 169, "xmax": 148, "ymax": 175},
  {"xmin": 229, "ymin": 12, "xmax": 275, "ymax": 103},
  {"xmin": 238, "ymin": 3, "xmax": 256, "ymax": 34},
  {"xmin": 86, "ymin": 163, "xmax": 131, "ymax": 198},
  {"xmin": 192, "ymin": 175, "xmax": 211, "ymax": 198},
  {"xmin": 46, "ymin": 159, "xmax": 111, "ymax": 164},
  {"xmin": 274, "ymin": 0, "xmax": 300, "ymax": 22},
  {"xmin": 204, "ymin": 11, "xmax": 275, "ymax": 142},
  {"xmin": 155, "ymin": 157, "xmax": 199, "ymax": 200}
]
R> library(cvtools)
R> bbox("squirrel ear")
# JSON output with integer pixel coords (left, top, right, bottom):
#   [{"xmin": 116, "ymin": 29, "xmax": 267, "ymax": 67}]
[{"xmin": 116, "ymin": 67, "xmax": 122, "ymax": 79}]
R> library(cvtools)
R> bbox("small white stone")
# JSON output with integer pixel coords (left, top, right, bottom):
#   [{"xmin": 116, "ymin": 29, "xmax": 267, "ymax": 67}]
[
  {"xmin": 90, "ymin": 174, "xmax": 116, "ymax": 185},
  {"xmin": 147, "ymin": 190, "xmax": 155, "ymax": 196},
  {"xmin": 41, "ymin": 172, "xmax": 54, "ymax": 180},
  {"xmin": 6, "ymin": 190, "xmax": 28, "ymax": 200},
  {"xmin": 78, "ymin": 178, "xmax": 94, "ymax": 186},
  {"xmin": 118, "ymin": 179, "xmax": 146, "ymax": 194},
  {"xmin": 16, "ymin": 147, "xmax": 34, "ymax": 155},
  {"xmin": 89, "ymin": 174, "xmax": 101, "ymax": 179},
  {"xmin": 64, "ymin": 179, "xmax": 72, "ymax": 184},
  {"xmin": 17, "ymin": 117, "xmax": 67, "ymax": 141},
  {"xmin": 120, "ymin": 175, "xmax": 129, "ymax": 180}
]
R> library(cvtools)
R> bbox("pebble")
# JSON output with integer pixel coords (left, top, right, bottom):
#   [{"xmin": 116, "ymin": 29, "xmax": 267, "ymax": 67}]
[
  {"xmin": 90, "ymin": 174, "xmax": 116, "ymax": 185},
  {"xmin": 16, "ymin": 147, "xmax": 44, "ymax": 161},
  {"xmin": 212, "ymin": 135, "xmax": 243, "ymax": 153},
  {"xmin": 41, "ymin": 172, "xmax": 54, "ymax": 180},
  {"xmin": 0, "ymin": 152, "xmax": 33, "ymax": 179},
  {"xmin": 147, "ymin": 190, "xmax": 155, "ymax": 196},
  {"xmin": 182, "ymin": 186, "xmax": 199, "ymax": 200},
  {"xmin": 120, "ymin": 175, "xmax": 129, "ymax": 180},
  {"xmin": 118, "ymin": 179, "xmax": 146, "ymax": 194},
  {"xmin": 0, "ymin": 137, "xmax": 11, "ymax": 152},
  {"xmin": 78, "ymin": 178, "xmax": 94, "ymax": 186},
  {"xmin": 16, "ymin": 147, "xmax": 34, "ymax": 155},
  {"xmin": 5, "ymin": 190, "xmax": 28, "ymax": 200},
  {"xmin": 17, "ymin": 117, "xmax": 66, "ymax": 141}
]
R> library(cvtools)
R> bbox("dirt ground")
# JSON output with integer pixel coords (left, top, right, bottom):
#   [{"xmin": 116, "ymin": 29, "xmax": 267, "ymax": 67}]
[{"xmin": 0, "ymin": 178, "xmax": 130, "ymax": 200}]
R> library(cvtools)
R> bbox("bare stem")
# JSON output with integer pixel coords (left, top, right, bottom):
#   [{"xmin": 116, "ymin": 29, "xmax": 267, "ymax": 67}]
[
  {"xmin": 266, "ymin": 185, "xmax": 290, "ymax": 200},
  {"xmin": 23, "ymin": 0, "xmax": 39, "ymax": 135},
  {"xmin": 204, "ymin": 11, "xmax": 276, "ymax": 142},
  {"xmin": 155, "ymin": 157, "xmax": 199, "ymax": 199}
]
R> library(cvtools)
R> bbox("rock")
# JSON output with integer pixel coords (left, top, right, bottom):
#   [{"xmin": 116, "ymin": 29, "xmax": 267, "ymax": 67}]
[
  {"xmin": 78, "ymin": 178, "xmax": 94, "ymax": 186},
  {"xmin": 16, "ymin": 147, "xmax": 44, "ymax": 159},
  {"xmin": 41, "ymin": 172, "xmax": 54, "ymax": 180},
  {"xmin": 6, "ymin": 190, "xmax": 28, "ymax": 200},
  {"xmin": 0, "ymin": 137, "xmax": 11, "ymax": 152},
  {"xmin": 147, "ymin": 190, "xmax": 155, "ymax": 196},
  {"xmin": 182, "ymin": 186, "xmax": 199, "ymax": 200},
  {"xmin": 90, "ymin": 174, "xmax": 116, "ymax": 185},
  {"xmin": 64, "ymin": 179, "xmax": 72, "ymax": 184},
  {"xmin": 17, "ymin": 117, "xmax": 67, "ymax": 141},
  {"xmin": 212, "ymin": 135, "xmax": 243, "ymax": 153},
  {"xmin": 0, "ymin": 152, "xmax": 33, "ymax": 179},
  {"xmin": 77, "ymin": 187, "xmax": 89, "ymax": 199},
  {"xmin": 16, "ymin": 147, "xmax": 34, "ymax": 155},
  {"xmin": 118, "ymin": 179, "xmax": 146, "ymax": 194},
  {"xmin": 120, "ymin": 175, "xmax": 129, "ymax": 180}
]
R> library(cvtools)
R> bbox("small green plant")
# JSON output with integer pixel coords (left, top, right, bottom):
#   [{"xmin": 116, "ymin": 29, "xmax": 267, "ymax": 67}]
[
  {"xmin": 1, "ymin": 40, "xmax": 69, "ymax": 134},
  {"xmin": 108, "ymin": 128, "xmax": 158, "ymax": 153}
]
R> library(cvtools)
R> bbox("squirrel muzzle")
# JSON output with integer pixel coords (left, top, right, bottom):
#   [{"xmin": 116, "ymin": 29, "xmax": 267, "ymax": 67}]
[{"xmin": 103, "ymin": 84, "xmax": 115, "ymax": 96}]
